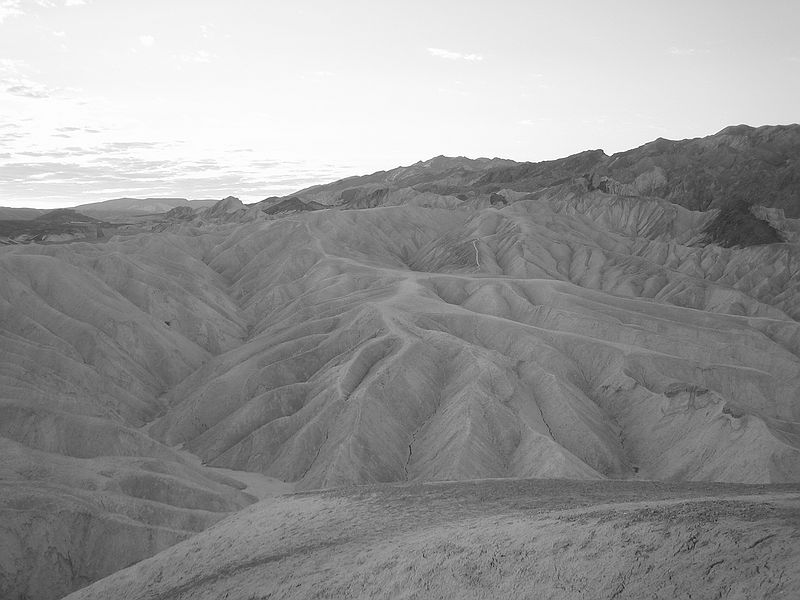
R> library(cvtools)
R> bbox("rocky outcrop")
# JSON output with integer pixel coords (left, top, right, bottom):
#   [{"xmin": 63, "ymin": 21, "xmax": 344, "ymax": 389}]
[
  {"xmin": 197, "ymin": 196, "xmax": 265, "ymax": 223},
  {"xmin": 164, "ymin": 206, "xmax": 196, "ymax": 220},
  {"xmin": 700, "ymin": 200, "xmax": 784, "ymax": 247}
]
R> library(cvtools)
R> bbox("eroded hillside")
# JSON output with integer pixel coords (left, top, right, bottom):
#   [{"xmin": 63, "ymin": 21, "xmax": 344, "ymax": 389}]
[{"xmin": 2, "ymin": 126, "xmax": 800, "ymax": 599}]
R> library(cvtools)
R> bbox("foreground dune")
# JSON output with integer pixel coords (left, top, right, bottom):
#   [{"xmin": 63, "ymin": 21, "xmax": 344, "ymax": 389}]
[{"xmin": 64, "ymin": 479, "xmax": 800, "ymax": 600}]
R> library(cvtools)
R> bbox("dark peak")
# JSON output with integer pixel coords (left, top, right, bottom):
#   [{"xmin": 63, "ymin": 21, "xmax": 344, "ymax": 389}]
[
  {"xmin": 578, "ymin": 148, "xmax": 608, "ymax": 157},
  {"xmin": 421, "ymin": 155, "xmax": 460, "ymax": 167},
  {"xmin": 715, "ymin": 123, "xmax": 800, "ymax": 140},
  {"xmin": 637, "ymin": 136, "xmax": 679, "ymax": 155},
  {"xmin": 418, "ymin": 155, "xmax": 496, "ymax": 170},
  {"xmin": 201, "ymin": 196, "xmax": 246, "ymax": 217},
  {"xmin": 214, "ymin": 196, "xmax": 244, "ymax": 209},
  {"xmin": 566, "ymin": 148, "xmax": 608, "ymax": 161},
  {"xmin": 539, "ymin": 148, "xmax": 608, "ymax": 169},
  {"xmin": 701, "ymin": 200, "xmax": 784, "ymax": 248},
  {"xmin": 716, "ymin": 124, "xmax": 756, "ymax": 136}
]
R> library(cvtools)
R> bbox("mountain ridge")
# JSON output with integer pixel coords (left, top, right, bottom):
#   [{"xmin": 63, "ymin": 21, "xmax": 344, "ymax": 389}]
[{"xmin": 280, "ymin": 123, "xmax": 800, "ymax": 216}]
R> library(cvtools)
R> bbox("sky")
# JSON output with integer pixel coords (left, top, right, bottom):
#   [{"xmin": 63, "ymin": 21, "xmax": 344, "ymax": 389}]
[{"xmin": 1, "ymin": 0, "xmax": 799, "ymax": 208}]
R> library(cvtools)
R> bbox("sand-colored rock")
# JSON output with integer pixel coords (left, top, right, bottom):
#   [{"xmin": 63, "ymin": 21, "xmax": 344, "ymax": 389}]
[
  {"xmin": 141, "ymin": 201, "xmax": 800, "ymax": 490},
  {"xmin": 0, "ymin": 436, "xmax": 255, "ymax": 600},
  {"xmin": 62, "ymin": 480, "xmax": 800, "ymax": 600}
]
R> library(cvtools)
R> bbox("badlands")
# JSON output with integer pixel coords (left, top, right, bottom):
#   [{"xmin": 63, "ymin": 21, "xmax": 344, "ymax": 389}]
[{"xmin": 1, "ymin": 124, "xmax": 799, "ymax": 599}]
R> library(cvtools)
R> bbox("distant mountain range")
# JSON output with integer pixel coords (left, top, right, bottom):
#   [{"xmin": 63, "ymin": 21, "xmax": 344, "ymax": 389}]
[
  {"xmin": 0, "ymin": 198, "xmax": 217, "ymax": 220},
  {"xmin": 74, "ymin": 197, "xmax": 218, "ymax": 216},
  {"xmin": 0, "ymin": 208, "xmax": 111, "ymax": 245},
  {"xmin": 284, "ymin": 123, "xmax": 800, "ymax": 217},
  {"xmin": 4, "ymin": 123, "xmax": 799, "ymax": 221}
]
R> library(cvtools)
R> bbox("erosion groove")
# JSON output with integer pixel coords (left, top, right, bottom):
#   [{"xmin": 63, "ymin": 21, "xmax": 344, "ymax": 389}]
[{"xmin": 3, "ymin": 125, "xmax": 800, "ymax": 599}]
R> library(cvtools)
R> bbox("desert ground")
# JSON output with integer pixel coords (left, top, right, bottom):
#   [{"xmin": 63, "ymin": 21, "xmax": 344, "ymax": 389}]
[
  {"xmin": 2, "ymin": 124, "xmax": 800, "ymax": 599},
  {"xmin": 64, "ymin": 479, "xmax": 800, "ymax": 600}
]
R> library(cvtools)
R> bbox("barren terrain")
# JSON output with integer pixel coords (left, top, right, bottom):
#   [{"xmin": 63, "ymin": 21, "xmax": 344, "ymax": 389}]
[
  {"xmin": 1, "ymin": 125, "xmax": 800, "ymax": 599},
  {"xmin": 65, "ymin": 479, "xmax": 800, "ymax": 600}
]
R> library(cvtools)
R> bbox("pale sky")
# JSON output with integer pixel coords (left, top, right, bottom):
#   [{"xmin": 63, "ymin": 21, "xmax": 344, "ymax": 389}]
[{"xmin": 1, "ymin": 0, "xmax": 799, "ymax": 208}]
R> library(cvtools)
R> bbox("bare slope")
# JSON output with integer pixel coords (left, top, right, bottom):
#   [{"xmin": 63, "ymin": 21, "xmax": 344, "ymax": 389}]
[
  {"xmin": 150, "ymin": 196, "xmax": 800, "ymax": 489},
  {"xmin": 63, "ymin": 479, "xmax": 800, "ymax": 600},
  {"xmin": 2, "ymin": 133, "xmax": 800, "ymax": 598},
  {"xmin": 0, "ymin": 230, "xmax": 257, "ymax": 600}
]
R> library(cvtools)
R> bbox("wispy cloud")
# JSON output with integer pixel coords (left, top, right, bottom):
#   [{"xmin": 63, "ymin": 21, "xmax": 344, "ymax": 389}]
[
  {"xmin": 0, "ymin": 0, "xmax": 23, "ymax": 23},
  {"xmin": 668, "ymin": 47, "xmax": 695, "ymax": 56},
  {"xmin": 64, "ymin": 0, "xmax": 86, "ymax": 5},
  {"xmin": 0, "ymin": 57, "xmax": 25, "ymax": 74},
  {"xmin": 0, "ymin": 139, "xmax": 360, "ymax": 206},
  {"xmin": 4, "ymin": 79, "xmax": 52, "ymax": 98},
  {"xmin": 519, "ymin": 117, "xmax": 553, "ymax": 127},
  {"xmin": 173, "ymin": 50, "xmax": 216, "ymax": 64},
  {"xmin": 101, "ymin": 141, "xmax": 163, "ymax": 151},
  {"xmin": 56, "ymin": 126, "xmax": 101, "ymax": 134},
  {"xmin": 0, "ymin": 129, "xmax": 23, "ymax": 143},
  {"xmin": 427, "ymin": 47, "xmax": 483, "ymax": 62},
  {"xmin": 139, "ymin": 34, "xmax": 155, "ymax": 48},
  {"xmin": 1, "ymin": 58, "xmax": 70, "ymax": 98}
]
